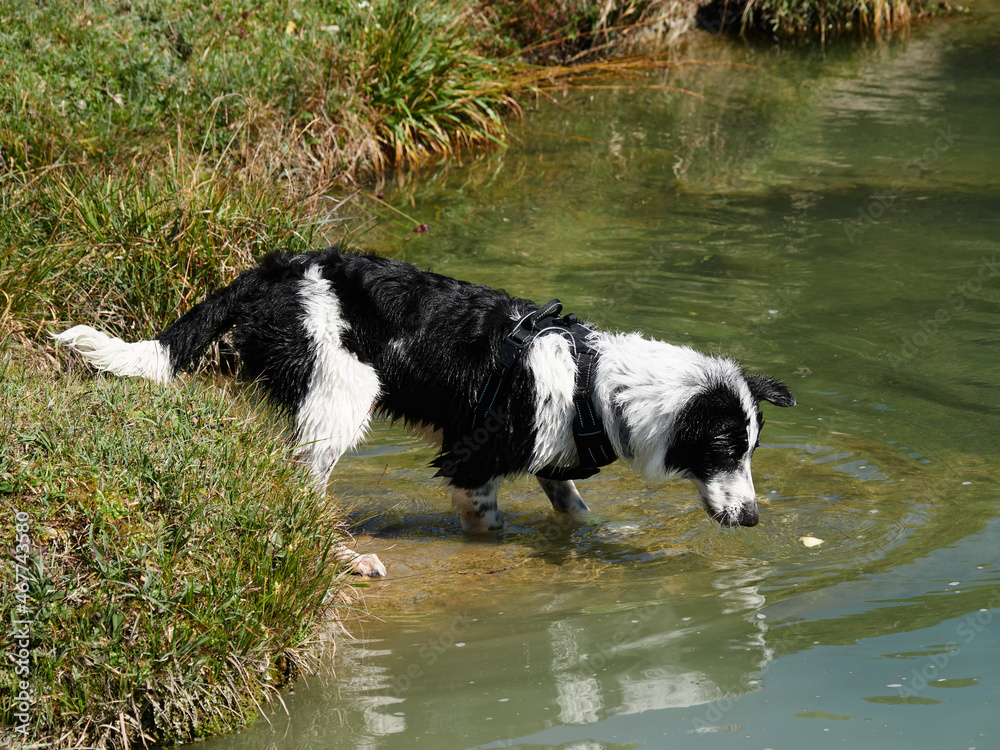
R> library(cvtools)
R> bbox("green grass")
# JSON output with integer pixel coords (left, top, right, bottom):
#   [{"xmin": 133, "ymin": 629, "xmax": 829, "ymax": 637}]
[
  {"xmin": 0, "ymin": 354, "xmax": 358, "ymax": 748},
  {"xmin": 0, "ymin": 0, "xmax": 524, "ymax": 183},
  {"xmin": 0, "ymin": 0, "xmax": 536, "ymax": 344},
  {"xmin": 1, "ymin": 154, "xmax": 326, "ymax": 340},
  {"xmin": 356, "ymin": 3, "xmax": 518, "ymax": 165}
]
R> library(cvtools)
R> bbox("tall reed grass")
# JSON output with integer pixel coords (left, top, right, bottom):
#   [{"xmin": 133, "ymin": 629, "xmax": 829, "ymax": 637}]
[
  {"xmin": 357, "ymin": 3, "xmax": 519, "ymax": 165},
  {"xmin": 717, "ymin": 0, "xmax": 930, "ymax": 37},
  {"xmin": 1, "ymin": 155, "xmax": 324, "ymax": 340}
]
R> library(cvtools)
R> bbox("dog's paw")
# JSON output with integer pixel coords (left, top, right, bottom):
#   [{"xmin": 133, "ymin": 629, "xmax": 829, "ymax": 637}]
[
  {"xmin": 350, "ymin": 552, "xmax": 387, "ymax": 578},
  {"xmin": 334, "ymin": 545, "xmax": 387, "ymax": 578}
]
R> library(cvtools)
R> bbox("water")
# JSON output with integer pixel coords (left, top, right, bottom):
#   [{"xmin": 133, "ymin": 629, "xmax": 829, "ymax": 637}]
[{"xmin": 203, "ymin": 7, "xmax": 1000, "ymax": 749}]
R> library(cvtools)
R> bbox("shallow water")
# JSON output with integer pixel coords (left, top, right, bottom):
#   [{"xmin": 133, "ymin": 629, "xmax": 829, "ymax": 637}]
[{"xmin": 204, "ymin": 6, "xmax": 1000, "ymax": 749}]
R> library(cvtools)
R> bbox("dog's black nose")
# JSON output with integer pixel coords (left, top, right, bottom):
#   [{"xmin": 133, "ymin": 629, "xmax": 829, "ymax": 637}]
[{"xmin": 738, "ymin": 505, "xmax": 759, "ymax": 527}]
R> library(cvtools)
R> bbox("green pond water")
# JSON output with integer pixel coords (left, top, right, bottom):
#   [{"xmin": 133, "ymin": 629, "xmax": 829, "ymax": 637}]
[{"xmin": 204, "ymin": 6, "xmax": 1000, "ymax": 749}]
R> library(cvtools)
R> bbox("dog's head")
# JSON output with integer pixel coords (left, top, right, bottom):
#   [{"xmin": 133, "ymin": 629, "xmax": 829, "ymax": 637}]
[
  {"xmin": 593, "ymin": 336, "xmax": 796, "ymax": 527},
  {"xmin": 665, "ymin": 374, "xmax": 796, "ymax": 528}
]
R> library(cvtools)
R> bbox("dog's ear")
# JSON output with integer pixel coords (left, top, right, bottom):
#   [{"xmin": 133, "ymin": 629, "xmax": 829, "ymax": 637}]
[{"xmin": 746, "ymin": 374, "xmax": 796, "ymax": 407}]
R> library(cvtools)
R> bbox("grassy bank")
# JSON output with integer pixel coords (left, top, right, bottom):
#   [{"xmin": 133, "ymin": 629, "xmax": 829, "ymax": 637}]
[
  {"xmin": 0, "ymin": 0, "xmax": 685, "ymax": 346},
  {"xmin": 0, "ymin": 0, "xmax": 530, "ymax": 345},
  {"xmin": 0, "ymin": 159, "xmax": 358, "ymax": 745},
  {"xmin": 1, "ymin": 355, "xmax": 356, "ymax": 747},
  {"xmin": 1, "ymin": 0, "xmax": 523, "ymax": 188}
]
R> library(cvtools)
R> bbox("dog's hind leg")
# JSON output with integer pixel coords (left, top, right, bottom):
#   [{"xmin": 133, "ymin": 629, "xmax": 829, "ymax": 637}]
[
  {"xmin": 295, "ymin": 384, "xmax": 388, "ymax": 577},
  {"xmin": 292, "ymin": 347, "xmax": 381, "ymax": 487},
  {"xmin": 294, "ymin": 391, "xmax": 377, "ymax": 487},
  {"xmin": 294, "ymin": 261, "xmax": 382, "ymax": 484},
  {"xmin": 536, "ymin": 477, "xmax": 589, "ymax": 514},
  {"xmin": 449, "ymin": 478, "xmax": 505, "ymax": 533},
  {"xmin": 291, "ymin": 285, "xmax": 384, "ymax": 573}
]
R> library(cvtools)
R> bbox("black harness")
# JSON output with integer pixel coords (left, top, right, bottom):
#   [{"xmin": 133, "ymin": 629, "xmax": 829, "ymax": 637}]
[{"xmin": 472, "ymin": 300, "xmax": 619, "ymax": 481}]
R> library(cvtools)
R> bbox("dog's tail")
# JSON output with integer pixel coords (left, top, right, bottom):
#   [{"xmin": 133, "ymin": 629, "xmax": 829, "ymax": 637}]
[{"xmin": 53, "ymin": 272, "xmax": 255, "ymax": 384}]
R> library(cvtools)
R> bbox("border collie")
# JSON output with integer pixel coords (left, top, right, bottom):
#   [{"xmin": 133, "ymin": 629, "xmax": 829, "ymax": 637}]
[{"xmin": 53, "ymin": 247, "xmax": 795, "ymax": 577}]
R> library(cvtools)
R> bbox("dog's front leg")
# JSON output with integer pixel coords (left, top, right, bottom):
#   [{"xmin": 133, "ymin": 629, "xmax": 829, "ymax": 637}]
[
  {"xmin": 449, "ymin": 478, "xmax": 504, "ymax": 532},
  {"xmin": 536, "ymin": 477, "xmax": 589, "ymax": 514}
]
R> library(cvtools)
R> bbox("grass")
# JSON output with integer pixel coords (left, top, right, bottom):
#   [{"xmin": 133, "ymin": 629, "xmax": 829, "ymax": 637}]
[
  {"xmin": 0, "ymin": 0, "xmax": 524, "ymax": 186},
  {"xmin": 0, "ymin": 354, "xmax": 358, "ymax": 747},
  {"xmin": 0, "ymin": 0, "xmax": 539, "ymax": 344},
  {"xmin": 1, "ymin": 154, "xmax": 326, "ymax": 341},
  {"xmin": 356, "ymin": 4, "xmax": 518, "ymax": 165},
  {"xmin": 0, "ymin": 99, "xmax": 350, "ymax": 747},
  {"xmin": 479, "ymin": 0, "xmax": 685, "ymax": 64},
  {"xmin": 697, "ymin": 0, "xmax": 939, "ymax": 38}
]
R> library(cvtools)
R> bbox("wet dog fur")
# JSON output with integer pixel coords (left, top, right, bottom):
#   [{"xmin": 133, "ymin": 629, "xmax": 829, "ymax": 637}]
[{"xmin": 53, "ymin": 247, "xmax": 796, "ymax": 577}]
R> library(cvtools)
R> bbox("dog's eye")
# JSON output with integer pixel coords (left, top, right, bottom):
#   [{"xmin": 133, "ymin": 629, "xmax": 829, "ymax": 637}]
[{"xmin": 710, "ymin": 434, "xmax": 740, "ymax": 458}]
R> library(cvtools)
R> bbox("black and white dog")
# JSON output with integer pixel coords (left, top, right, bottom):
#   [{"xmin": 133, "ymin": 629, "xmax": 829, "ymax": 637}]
[{"xmin": 54, "ymin": 247, "xmax": 795, "ymax": 576}]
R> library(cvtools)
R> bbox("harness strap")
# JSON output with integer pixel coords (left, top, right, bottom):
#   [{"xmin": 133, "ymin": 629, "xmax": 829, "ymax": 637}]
[
  {"xmin": 534, "ymin": 321, "xmax": 619, "ymax": 481},
  {"xmin": 571, "ymin": 348, "xmax": 619, "ymax": 467},
  {"xmin": 471, "ymin": 300, "xmax": 565, "ymax": 431},
  {"xmin": 471, "ymin": 299, "xmax": 619, "ymax": 482}
]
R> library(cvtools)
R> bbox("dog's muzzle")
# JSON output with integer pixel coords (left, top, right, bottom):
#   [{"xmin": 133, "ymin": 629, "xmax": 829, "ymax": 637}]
[
  {"xmin": 695, "ymin": 474, "xmax": 760, "ymax": 528},
  {"xmin": 714, "ymin": 503, "xmax": 759, "ymax": 528}
]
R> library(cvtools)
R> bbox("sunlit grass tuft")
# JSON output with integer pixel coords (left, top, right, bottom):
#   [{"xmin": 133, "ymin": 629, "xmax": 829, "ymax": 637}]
[
  {"xmin": 0, "ymin": 152, "xmax": 332, "ymax": 340},
  {"xmin": 356, "ymin": 2, "xmax": 519, "ymax": 166},
  {"xmin": 0, "ymin": 0, "xmax": 524, "ymax": 186}
]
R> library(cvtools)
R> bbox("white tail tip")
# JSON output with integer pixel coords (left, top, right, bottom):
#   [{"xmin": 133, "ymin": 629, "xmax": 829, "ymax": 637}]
[{"xmin": 52, "ymin": 325, "xmax": 174, "ymax": 384}]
